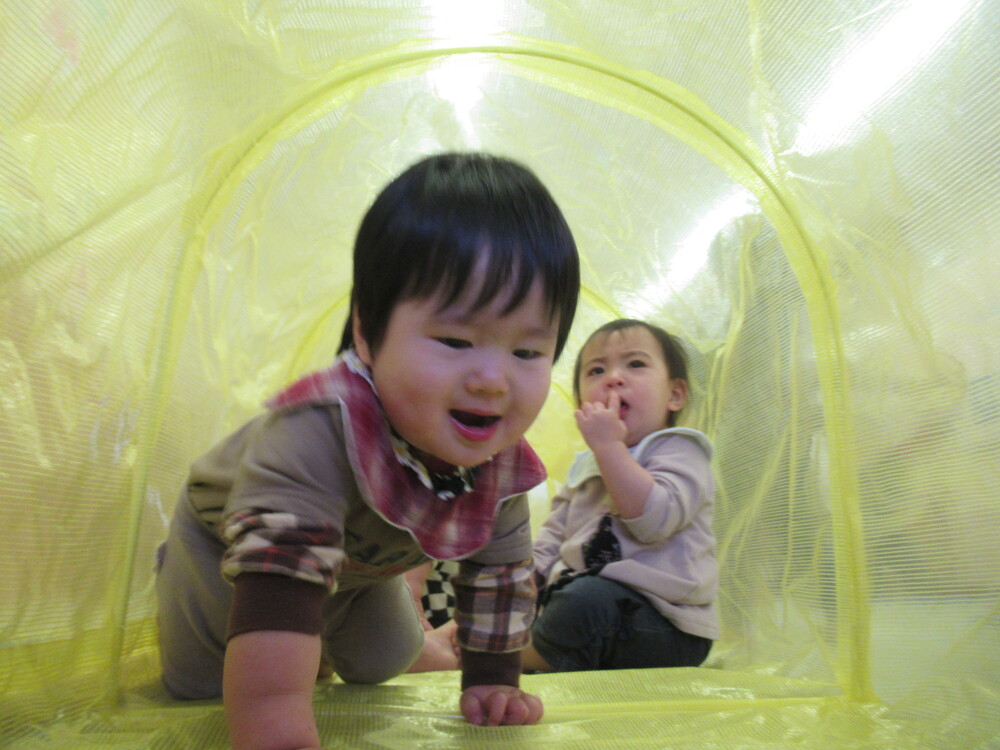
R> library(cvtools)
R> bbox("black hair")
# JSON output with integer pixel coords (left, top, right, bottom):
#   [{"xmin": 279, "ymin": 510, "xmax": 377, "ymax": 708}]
[
  {"xmin": 573, "ymin": 318, "xmax": 690, "ymax": 427},
  {"xmin": 338, "ymin": 152, "xmax": 580, "ymax": 359}
]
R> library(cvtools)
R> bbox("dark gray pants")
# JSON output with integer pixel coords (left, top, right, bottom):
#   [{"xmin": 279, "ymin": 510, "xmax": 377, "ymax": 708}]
[{"xmin": 531, "ymin": 575, "xmax": 711, "ymax": 672}]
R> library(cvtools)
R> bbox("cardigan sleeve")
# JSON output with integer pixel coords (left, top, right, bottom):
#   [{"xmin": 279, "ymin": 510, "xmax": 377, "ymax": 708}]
[
  {"xmin": 531, "ymin": 483, "xmax": 572, "ymax": 581},
  {"xmin": 620, "ymin": 433, "xmax": 713, "ymax": 544}
]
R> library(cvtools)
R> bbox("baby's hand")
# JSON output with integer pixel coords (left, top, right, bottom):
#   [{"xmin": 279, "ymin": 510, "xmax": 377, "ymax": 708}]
[
  {"xmin": 575, "ymin": 391, "xmax": 627, "ymax": 450},
  {"xmin": 460, "ymin": 684, "xmax": 544, "ymax": 726}
]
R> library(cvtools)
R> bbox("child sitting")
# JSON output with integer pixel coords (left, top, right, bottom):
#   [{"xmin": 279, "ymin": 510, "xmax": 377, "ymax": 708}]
[{"xmin": 522, "ymin": 318, "xmax": 718, "ymax": 672}]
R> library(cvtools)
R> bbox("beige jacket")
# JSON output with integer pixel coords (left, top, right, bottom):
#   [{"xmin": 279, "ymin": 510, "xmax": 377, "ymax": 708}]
[{"xmin": 532, "ymin": 428, "xmax": 719, "ymax": 640}]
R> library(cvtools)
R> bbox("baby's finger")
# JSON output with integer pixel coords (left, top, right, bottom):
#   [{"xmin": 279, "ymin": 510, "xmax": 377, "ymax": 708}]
[
  {"xmin": 459, "ymin": 692, "xmax": 484, "ymax": 726},
  {"xmin": 500, "ymin": 694, "xmax": 529, "ymax": 725},
  {"xmin": 607, "ymin": 390, "xmax": 621, "ymax": 411},
  {"xmin": 484, "ymin": 691, "xmax": 510, "ymax": 726},
  {"xmin": 523, "ymin": 693, "xmax": 544, "ymax": 724}
]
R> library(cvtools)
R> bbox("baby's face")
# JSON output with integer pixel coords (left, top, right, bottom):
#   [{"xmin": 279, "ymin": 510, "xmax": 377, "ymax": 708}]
[
  {"xmin": 355, "ymin": 277, "xmax": 558, "ymax": 471},
  {"xmin": 577, "ymin": 326, "xmax": 686, "ymax": 446}
]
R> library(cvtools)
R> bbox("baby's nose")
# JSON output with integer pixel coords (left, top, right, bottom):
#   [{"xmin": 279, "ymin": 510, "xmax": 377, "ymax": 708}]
[
  {"xmin": 468, "ymin": 354, "xmax": 508, "ymax": 394},
  {"xmin": 604, "ymin": 368, "xmax": 626, "ymax": 386}
]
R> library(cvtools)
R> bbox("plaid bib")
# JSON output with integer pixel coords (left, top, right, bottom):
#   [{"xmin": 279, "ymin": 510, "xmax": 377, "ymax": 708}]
[{"xmin": 265, "ymin": 352, "xmax": 546, "ymax": 560}]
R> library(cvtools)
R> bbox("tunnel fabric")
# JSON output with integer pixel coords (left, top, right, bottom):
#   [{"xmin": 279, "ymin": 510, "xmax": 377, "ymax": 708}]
[{"xmin": 1, "ymin": 2, "xmax": 998, "ymax": 748}]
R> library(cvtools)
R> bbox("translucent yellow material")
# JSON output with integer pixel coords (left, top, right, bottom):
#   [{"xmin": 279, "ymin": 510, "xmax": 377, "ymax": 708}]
[{"xmin": 2, "ymin": 1, "xmax": 998, "ymax": 748}]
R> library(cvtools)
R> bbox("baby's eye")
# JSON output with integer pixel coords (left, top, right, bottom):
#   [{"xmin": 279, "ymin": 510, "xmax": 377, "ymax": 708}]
[
  {"xmin": 586, "ymin": 366, "xmax": 605, "ymax": 377},
  {"xmin": 628, "ymin": 359, "xmax": 647, "ymax": 368},
  {"xmin": 438, "ymin": 337, "xmax": 472, "ymax": 349},
  {"xmin": 514, "ymin": 349, "xmax": 543, "ymax": 361}
]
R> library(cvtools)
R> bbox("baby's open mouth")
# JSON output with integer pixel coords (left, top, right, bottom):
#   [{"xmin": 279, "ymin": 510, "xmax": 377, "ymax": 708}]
[{"xmin": 451, "ymin": 410, "xmax": 500, "ymax": 428}]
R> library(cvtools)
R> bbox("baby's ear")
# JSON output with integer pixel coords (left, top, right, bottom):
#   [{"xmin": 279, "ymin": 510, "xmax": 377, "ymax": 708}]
[
  {"xmin": 352, "ymin": 310, "xmax": 373, "ymax": 366},
  {"xmin": 667, "ymin": 378, "xmax": 688, "ymax": 412}
]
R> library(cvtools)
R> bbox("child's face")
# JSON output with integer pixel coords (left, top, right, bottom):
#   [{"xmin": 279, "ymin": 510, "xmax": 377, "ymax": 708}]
[
  {"xmin": 577, "ymin": 326, "xmax": 687, "ymax": 447},
  {"xmin": 354, "ymin": 277, "xmax": 559, "ymax": 472}
]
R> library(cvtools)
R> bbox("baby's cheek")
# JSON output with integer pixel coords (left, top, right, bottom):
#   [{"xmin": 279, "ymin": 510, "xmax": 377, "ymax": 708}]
[{"xmin": 526, "ymin": 381, "xmax": 552, "ymax": 416}]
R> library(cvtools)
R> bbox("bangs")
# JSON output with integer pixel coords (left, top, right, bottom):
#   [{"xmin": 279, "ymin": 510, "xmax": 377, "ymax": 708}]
[
  {"xmin": 391, "ymin": 160, "xmax": 577, "ymax": 348},
  {"xmin": 347, "ymin": 152, "xmax": 579, "ymax": 358},
  {"xmin": 405, "ymin": 234, "xmax": 555, "ymax": 324}
]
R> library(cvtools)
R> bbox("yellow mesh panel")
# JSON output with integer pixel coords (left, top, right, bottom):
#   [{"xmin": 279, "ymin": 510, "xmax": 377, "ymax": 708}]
[{"xmin": 2, "ymin": 1, "xmax": 998, "ymax": 748}]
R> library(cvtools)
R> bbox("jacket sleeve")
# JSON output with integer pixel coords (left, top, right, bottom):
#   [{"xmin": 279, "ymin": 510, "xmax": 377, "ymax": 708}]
[
  {"xmin": 450, "ymin": 556, "xmax": 536, "ymax": 690},
  {"xmin": 447, "ymin": 486, "xmax": 539, "ymax": 687},
  {"xmin": 452, "ymin": 490, "xmax": 537, "ymax": 655},
  {"xmin": 531, "ymin": 483, "xmax": 572, "ymax": 581},
  {"xmin": 219, "ymin": 407, "xmax": 350, "ymax": 588},
  {"xmin": 620, "ymin": 434, "xmax": 713, "ymax": 545}
]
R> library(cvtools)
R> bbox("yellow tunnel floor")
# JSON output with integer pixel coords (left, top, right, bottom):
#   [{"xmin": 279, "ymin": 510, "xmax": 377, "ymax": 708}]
[
  {"xmin": 4, "ymin": 578, "xmax": 998, "ymax": 748},
  {"xmin": 10, "ymin": 668, "xmax": 935, "ymax": 750}
]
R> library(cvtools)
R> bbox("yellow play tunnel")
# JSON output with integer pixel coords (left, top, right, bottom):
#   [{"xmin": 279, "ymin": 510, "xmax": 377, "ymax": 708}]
[{"xmin": 2, "ymin": 2, "xmax": 998, "ymax": 747}]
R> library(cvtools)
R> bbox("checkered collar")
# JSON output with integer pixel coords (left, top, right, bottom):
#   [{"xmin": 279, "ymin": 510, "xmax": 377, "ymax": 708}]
[
  {"xmin": 387, "ymin": 431, "xmax": 480, "ymax": 501},
  {"xmin": 265, "ymin": 352, "xmax": 546, "ymax": 559}
]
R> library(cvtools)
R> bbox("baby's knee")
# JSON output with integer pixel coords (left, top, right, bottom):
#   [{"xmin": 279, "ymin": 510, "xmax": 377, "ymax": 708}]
[
  {"xmin": 334, "ymin": 659, "xmax": 408, "ymax": 685},
  {"xmin": 161, "ymin": 672, "xmax": 222, "ymax": 701},
  {"xmin": 328, "ymin": 636, "xmax": 421, "ymax": 685}
]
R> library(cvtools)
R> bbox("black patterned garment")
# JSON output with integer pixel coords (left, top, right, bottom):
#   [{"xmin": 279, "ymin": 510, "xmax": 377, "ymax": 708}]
[
  {"xmin": 582, "ymin": 513, "xmax": 622, "ymax": 568},
  {"xmin": 422, "ymin": 560, "xmax": 460, "ymax": 628}
]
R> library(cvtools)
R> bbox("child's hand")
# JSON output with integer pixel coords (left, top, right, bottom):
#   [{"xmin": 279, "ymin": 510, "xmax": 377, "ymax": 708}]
[
  {"xmin": 460, "ymin": 684, "xmax": 544, "ymax": 726},
  {"xmin": 575, "ymin": 391, "xmax": 627, "ymax": 450}
]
